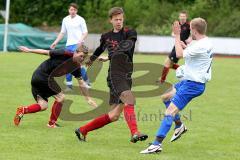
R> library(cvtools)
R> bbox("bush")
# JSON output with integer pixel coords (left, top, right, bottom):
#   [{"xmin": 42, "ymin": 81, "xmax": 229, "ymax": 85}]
[{"xmin": 4, "ymin": 0, "xmax": 240, "ymax": 37}]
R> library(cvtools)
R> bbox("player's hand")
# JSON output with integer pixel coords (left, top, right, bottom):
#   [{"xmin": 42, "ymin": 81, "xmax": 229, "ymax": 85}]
[
  {"xmin": 85, "ymin": 58, "xmax": 94, "ymax": 67},
  {"xmin": 87, "ymin": 98, "xmax": 98, "ymax": 108},
  {"xmin": 172, "ymin": 21, "xmax": 181, "ymax": 35},
  {"xmin": 185, "ymin": 37, "xmax": 192, "ymax": 44},
  {"xmin": 18, "ymin": 46, "xmax": 30, "ymax": 52},
  {"xmin": 180, "ymin": 41, "xmax": 187, "ymax": 49},
  {"xmin": 50, "ymin": 42, "xmax": 57, "ymax": 49},
  {"xmin": 77, "ymin": 41, "xmax": 83, "ymax": 46},
  {"xmin": 98, "ymin": 56, "xmax": 109, "ymax": 62}
]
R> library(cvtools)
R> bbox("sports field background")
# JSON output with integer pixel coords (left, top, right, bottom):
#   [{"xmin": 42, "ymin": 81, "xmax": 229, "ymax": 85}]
[{"xmin": 0, "ymin": 53, "xmax": 239, "ymax": 160}]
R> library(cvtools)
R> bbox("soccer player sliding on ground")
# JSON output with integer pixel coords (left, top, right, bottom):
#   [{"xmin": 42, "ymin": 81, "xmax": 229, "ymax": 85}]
[
  {"xmin": 14, "ymin": 44, "xmax": 97, "ymax": 128},
  {"xmin": 74, "ymin": 7, "xmax": 148, "ymax": 143},
  {"xmin": 140, "ymin": 17, "xmax": 213, "ymax": 154}
]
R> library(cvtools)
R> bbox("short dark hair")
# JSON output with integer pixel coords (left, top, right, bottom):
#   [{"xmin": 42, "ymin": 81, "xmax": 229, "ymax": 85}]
[
  {"xmin": 108, "ymin": 7, "xmax": 124, "ymax": 18},
  {"xmin": 76, "ymin": 44, "xmax": 88, "ymax": 54},
  {"xmin": 179, "ymin": 10, "xmax": 188, "ymax": 16},
  {"xmin": 69, "ymin": 3, "xmax": 78, "ymax": 10}
]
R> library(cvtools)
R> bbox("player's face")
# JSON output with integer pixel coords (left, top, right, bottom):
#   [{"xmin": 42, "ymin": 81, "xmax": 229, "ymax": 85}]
[
  {"xmin": 190, "ymin": 25, "xmax": 197, "ymax": 40},
  {"xmin": 69, "ymin": 7, "xmax": 77, "ymax": 17},
  {"xmin": 73, "ymin": 52, "xmax": 86, "ymax": 64},
  {"xmin": 179, "ymin": 13, "xmax": 187, "ymax": 24},
  {"xmin": 110, "ymin": 14, "xmax": 124, "ymax": 31}
]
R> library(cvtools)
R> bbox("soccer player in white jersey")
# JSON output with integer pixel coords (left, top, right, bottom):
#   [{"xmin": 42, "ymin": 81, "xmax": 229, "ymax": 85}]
[
  {"xmin": 140, "ymin": 17, "xmax": 213, "ymax": 154},
  {"xmin": 50, "ymin": 3, "xmax": 90, "ymax": 90}
]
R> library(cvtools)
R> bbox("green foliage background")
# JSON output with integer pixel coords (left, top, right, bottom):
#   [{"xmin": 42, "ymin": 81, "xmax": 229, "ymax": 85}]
[{"xmin": 0, "ymin": 0, "xmax": 240, "ymax": 37}]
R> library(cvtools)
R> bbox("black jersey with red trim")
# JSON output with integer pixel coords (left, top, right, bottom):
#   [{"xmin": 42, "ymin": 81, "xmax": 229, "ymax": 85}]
[
  {"xmin": 180, "ymin": 21, "xmax": 190, "ymax": 42},
  {"xmin": 32, "ymin": 49, "xmax": 81, "ymax": 83},
  {"xmin": 90, "ymin": 27, "xmax": 137, "ymax": 76}
]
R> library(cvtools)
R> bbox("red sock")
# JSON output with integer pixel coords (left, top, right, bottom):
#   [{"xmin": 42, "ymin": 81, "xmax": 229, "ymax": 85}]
[
  {"xmin": 123, "ymin": 104, "xmax": 138, "ymax": 135},
  {"xmin": 172, "ymin": 63, "xmax": 179, "ymax": 70},
  {"xmin": 80, "ymin": 114, "xmax": 111, "ymax": 136},
  {"xmin": 49, "ymin": 101, "xmax": 63, "ymax": 125},
  {"xmin": 23, "ymin": 104, "xmax": 41, "ymax": 114},
  {"xmin": 161, "ymin": 67, "xmax": 170, "ymax": 82}
]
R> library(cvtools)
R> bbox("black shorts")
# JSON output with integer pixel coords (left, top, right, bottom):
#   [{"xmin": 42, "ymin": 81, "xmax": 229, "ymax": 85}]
[
  {"xmin": 31, "ymin": 77, "xmax": 61, "ymax": 102},
  {"xmin": 168, "ymin": 47, "xmax": 179, "ymax": 63},
  {"xmin": 107, "ymin": 76, "xmax": 132, "ymax": 105}
]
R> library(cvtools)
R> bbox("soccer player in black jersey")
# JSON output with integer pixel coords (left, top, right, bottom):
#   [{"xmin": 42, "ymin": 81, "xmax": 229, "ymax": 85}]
[
  {"xmin": 158, "ymin": 11, "xmax": 191, "ymax": 83},
  {"xmin": 14, "ymin": 44, "xmax": 97, "ymax": 128},
  {"xmin": 75, "ymin": 7, "xmax": 148, "ymax": 143}
]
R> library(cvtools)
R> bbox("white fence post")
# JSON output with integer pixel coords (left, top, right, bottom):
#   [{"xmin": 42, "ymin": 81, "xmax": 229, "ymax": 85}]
[{"xmin": 3, "ymin": 0, "xmax": 10, "ymax": 52}]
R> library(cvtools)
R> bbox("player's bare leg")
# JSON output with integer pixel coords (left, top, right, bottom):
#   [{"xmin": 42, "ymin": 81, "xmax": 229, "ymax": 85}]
[
  {"xmin": 120, "ymin": 90, "xmax": 148, "ymax": 143},
  {"xmin": 158, "ymin": 57, "xmax": 173, "ymax": 83},
  {"xmin": 108, "ymin": 104, "xmax": 124, "ymax": 121},
  {"xmin": 160, "ymin": 86, "xmax": 176, "ymax": 101},
  {"xmin": 47, "ymin": 92, "xmax": 65, "ymax": 128},
  {"xmin": 14, "ymin": 97, "xmax": 48, "ymax": 126}
]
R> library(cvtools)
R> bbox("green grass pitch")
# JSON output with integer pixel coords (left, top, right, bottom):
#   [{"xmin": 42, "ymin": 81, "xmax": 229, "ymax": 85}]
[{"xmin": 0, "ymin": 52, "xmax": 239, "ymax": 160}]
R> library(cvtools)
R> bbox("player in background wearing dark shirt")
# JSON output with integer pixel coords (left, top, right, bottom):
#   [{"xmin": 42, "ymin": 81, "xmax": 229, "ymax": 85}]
[
  {"xmin": 14, "ymin": 44, "xmax": 97, "ymax": 128},
  {"xmin": 75, "ymin": 7, "xmax": 148, "ymax": 143},
  {"xmin": 158, "ymin": 11, "xmax": 191, "ymax": 83}
]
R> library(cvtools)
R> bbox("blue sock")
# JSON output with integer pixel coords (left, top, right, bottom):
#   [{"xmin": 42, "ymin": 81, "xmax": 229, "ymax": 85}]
[
  {"xmin": 153, "ymin": 140, "xmax": 161, "ymax": 145},
  {"xmin": 174, "ymin": 114, "xmax": 182, "ymax": 129},
  {"xmin": 81, "ymin": 67, "xmax": 90, "ymax": 83},
  {"xmin": 174, "ymin": 113, "xmax": 180, "ymax": 121},
  {"xmin": 153, "ymin": 115, "xmax": 174, "ymax": 145},
  {"xmin": 66, "ymin": 74, "xmax": 73, "ymax": 87}
]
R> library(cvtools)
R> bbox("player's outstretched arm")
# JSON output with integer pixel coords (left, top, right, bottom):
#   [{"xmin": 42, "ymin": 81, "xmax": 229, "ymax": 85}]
[
  {"xmin": 18, "ymin": 46, "xmax": 50, "ymax": 56},
  {"xmin": 77, "ymin": 79, "xmax": 98, "ymax": 108},
  {"xmin": 85, "ymin": 34, "xmax": 106, "ymax": 67}
]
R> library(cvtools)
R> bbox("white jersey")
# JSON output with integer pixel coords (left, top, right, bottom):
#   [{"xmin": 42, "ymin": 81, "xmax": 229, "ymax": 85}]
[
  {"xmin": 60, "ymin": 15, "xmax": 88, "ymax": 46},
  {"xmin": 176, "ymin": 65, "xmax": 185, "ymax": 81},
  {"xmin": 182, "ymin": 37, "xmax": 213, "ymax": 83}
]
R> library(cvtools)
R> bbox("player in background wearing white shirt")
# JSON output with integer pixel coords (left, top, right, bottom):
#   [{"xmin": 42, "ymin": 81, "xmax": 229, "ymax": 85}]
[
  {"xmin": 51, "ymin": 3, "xmax": 90, "ymax": 90},
  {"xmin": 140, "ymin": 17, "xmax": 213, "ymax": 154}
]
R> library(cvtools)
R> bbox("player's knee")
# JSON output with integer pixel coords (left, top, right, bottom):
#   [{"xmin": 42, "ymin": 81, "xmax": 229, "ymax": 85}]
[
  {"xmin": 56, "ymin": 94, "xmax": 65, "ymax": 103},
  {"xmin": 38, "ymin": 102, "xmax": 48, "ymax": 111},
  {"xmin": 120, "ymin": 91, "xmax": 129, "ymax": 99},
  {"xmin": 160, "ymin": 94, "xmax": 169, "ymax": 102},
  {"xmin": 109, "ymin": 113, "xmax": 120, "ymax": 122},
  {"xmin": 164, "ymin": 58, "xmax": 172, "ymax": 67},
  {"xmin": 161, "ymin": 88, "xmax": 175, "ymax": 102},
  {"xmin": 41, "ymin": 107, "xmax": 48, "ymax": 111},
  {"xmin": 120, "ymin": 91, "xmax": 135, "ymax": 104},
  {"xmin": 161, "ymin": 93, "xmax": 173, "ymax": 102}
]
